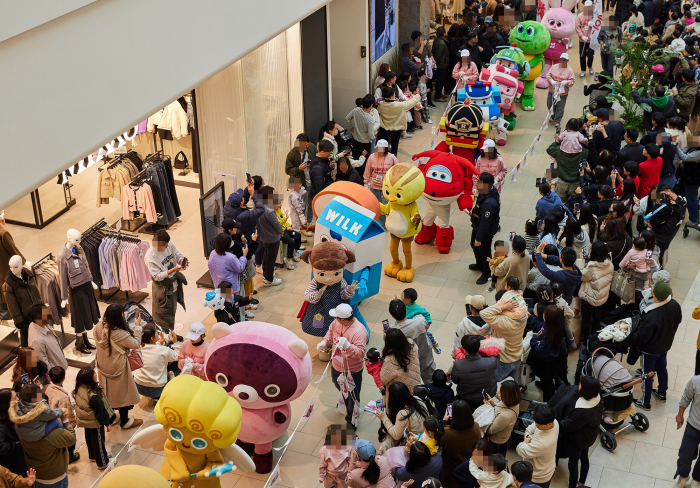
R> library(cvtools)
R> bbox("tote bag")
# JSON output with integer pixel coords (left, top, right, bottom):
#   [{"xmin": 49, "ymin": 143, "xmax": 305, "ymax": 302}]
[
  {"xmin": 111, "ymin": 339, "xmax": 143, "ymax": 371},
  {"xmin": 611, "ymin": 268, "xmax": 635, "ymax": 304}
]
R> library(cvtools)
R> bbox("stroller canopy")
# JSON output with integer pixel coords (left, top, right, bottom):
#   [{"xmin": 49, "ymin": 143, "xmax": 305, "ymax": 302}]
[{"xmin": 588, "ymin": 348, "xmax": 632, "ymax": 391}]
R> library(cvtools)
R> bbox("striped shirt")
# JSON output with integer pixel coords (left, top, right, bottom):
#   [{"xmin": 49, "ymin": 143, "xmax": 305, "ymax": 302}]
[{"xmin": 345, "ymin": 107, "xmax": 376, "ymax": 144}]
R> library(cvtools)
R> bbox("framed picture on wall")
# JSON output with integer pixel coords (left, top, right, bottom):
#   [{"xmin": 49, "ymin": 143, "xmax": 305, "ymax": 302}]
[
  {"xmin": 371, "ymin": 0, "xmax": 396, "ymax": 62},
  {"xmin": 199, "ymin": 181, "xmax": 226, "ymax": 259}
]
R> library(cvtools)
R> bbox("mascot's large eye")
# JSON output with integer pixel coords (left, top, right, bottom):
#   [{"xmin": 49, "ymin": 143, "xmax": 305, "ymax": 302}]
[
  {"xmin": 215, "ymin": 373, "xmax": 228, "ymax": 387},
  {"xmin": 334, "ymin": 271, "xmax": 341, "ymax": 276},
  {"xmin": 526, "ymin": 26, "xmax": 534, "ymax": 36},
  {"xmin": 320, "ymin": 234, "xmax": 330, "ymax": 242},
  {"xmin": 318, "ymin": 272, "xmax": 325, "ymax": 277},
  {"xmin": 426, "ymin": 165, "xmax": 453, "ymax": 184},
  {"xmin": 191, "ymin": 438, "xmax": 208, "ymax": 450},
  {"xmin": 517, "ymin": 24, "xmax": 524, "ymax": 33},
  {"xmin": 556, "ymin": 20, "xmax": 563, "ymax": 27},
  {"xmin": 169, "ymin": 428, "xmax": 184, "ymax": 442},
  {"xmin": 548, "ymin": 19, "xmax": 555, "ymax": 26},
  {"xmin": 396, "ymin": 193, "xmax": 402, "ymax": 200},
  {"xmin": 265, "ymin": 384, "xmax": 281, "ymax": 397},
  {"xmin": 384, "ymin": 189, "xmax": 390, "ymax": 196}
]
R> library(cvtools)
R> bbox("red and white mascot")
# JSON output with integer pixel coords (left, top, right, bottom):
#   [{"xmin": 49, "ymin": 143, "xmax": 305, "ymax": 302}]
[{"xmin": 412, "ymin": 101, "xmax": 486, "ymax": 254}]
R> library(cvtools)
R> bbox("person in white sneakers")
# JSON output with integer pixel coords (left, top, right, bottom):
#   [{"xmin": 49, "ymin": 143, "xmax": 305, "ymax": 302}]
[
  {"xmin": 675, "ymin": 375, "xmax": 700, "ymax": 488},
  {"xmin": 515, "ymin": 404, "xmax": 559, "ymax": 488}
]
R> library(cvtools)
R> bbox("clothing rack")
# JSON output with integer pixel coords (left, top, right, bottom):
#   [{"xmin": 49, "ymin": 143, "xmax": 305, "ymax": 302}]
[
  {"xmin": 31, "ymin": 252, "xmax": 54, "ymax": 270},
  {"xmin": 30, "ymin": 251, "xmax": 74, "ymax": 349}
]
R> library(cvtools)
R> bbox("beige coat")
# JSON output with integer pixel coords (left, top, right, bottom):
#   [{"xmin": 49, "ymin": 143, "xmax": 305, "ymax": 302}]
[
  {"xmin": 578, "ymin": 259, "xmax": 614, "ymax": 307},
  {"xmin": 480, "ymin": 305, "xmax": 528, "ymax": 364},
  {"xmin": 491, "ymin": 252, "xmax": 530, "ymax": 292},
  {"xmin": 488, "ymin": 399, "xmax": 519, "ymax": 444},
  {"xmin": 378, "ymin": 397, "xmax": 428, "ymax": 451},
  {"xmin": 93, "ymin": 323, "xmax": 142, "ymax": 409},
  {"xmin": 379, "ymin": 341, "xmax": 422, "ymax": 395},
  {"xmin": 377, "ymin": 95, "xmax": 421, "ymax": 131},
  {"xmin": 43, "ymin": 384, "xmax": 76, "ymax": 427}
]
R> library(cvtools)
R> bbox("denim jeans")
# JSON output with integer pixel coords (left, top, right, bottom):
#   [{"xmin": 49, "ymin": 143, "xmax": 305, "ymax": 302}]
[
  {"xmin": 262, "ymin": 241, "xmax": 280, "ymax": 282},
  {"xmin": 659, "ymin": 175, "xmax": 677, "ymax": 188},
  {"xmin": 36, "ymin": 477, "xmax": 68, "ymax": 488},
  {"xmin": 331, "ymin": 368, "xmax": 363, "ymax": 424},
  {"xmin": 302, "ymin": 189, "xmax": 313, "ymax": 224},
  {"xmin": 641, "ymin": 352, "xmax": 668, "ymax": 406},
  {"xmin": 579, "ymin": 42, "xmax": 594, "ymax": 71},
  {"xmin": 495, "ymin": 358, "xmax": 521, "ymax": 384},
  {"xmin": 686, "ymin": 184, "xmax": 700, "ymax": 223}
]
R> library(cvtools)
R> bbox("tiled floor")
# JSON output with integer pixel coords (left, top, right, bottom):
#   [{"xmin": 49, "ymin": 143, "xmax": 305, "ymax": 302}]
[{"xmin": 2, "ymin": 49, "xmax": 700, "ymax": 488}]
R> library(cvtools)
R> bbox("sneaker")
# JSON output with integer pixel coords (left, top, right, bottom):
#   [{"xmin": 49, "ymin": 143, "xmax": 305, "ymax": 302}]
[
  {"xmin": 468, "ymin": 263, "xmax": 480, "ymax": 271},
  {"xmin": 293, "ymin": 253, "xmax": 301, "ymax": 262},
  {"xmin": 301, "ymin": 238, "xmax": 307, "ymax": 243},
  {"xmin": 427, "ymin": 102, "xmax": 438, "ymax": 108},
  {"xmin": 256, "ymin": 265, "xmax": 263, "ymax": 275},
  {"xmin": 283, "ymin": 257, "xmax": 296, "ymax": 270},
  {"xmin": 122, "ymin": 418, "xmax": 144, "ymax": 429},
  {"xmin": 246, "ymin": 303, "xmax": 258, "ymax": 310},
  {"xmin": 476, "ymin": 273, "xmax": 490, "ymax": 285},
  {"xmin": 652, "ymin": 389, "xmax": 667, "ymax": 402},
  {"xmin": 589, "ymin": 68, "xmax": 594, "ymax": 75},
  {"xmin": 263, "ymin": 277, "xmax": 283, "ymax": 286},
  {"xmin": 634, "ymin": 398, "xmax": 651, "ymax": 411},
  {"xmin": 298, "ymin": 245, "xmax": 306, "ymax": 251},
  {"xmin": 69, "ymin": 453, "xmax": 81, "ymax": 464},
  {"xmin": 245, "ymin": 310, "xmax": 255, "ymax": 319},
  {"xmin": 487, "ymin": 284, "xmax": 496, "ymax": 292},
  {"xmin": 301, "ymin": 229, "xmax": 313, "ymax": 237},
  {"xmin": 402, "ymin": 132, "xmax": 413, "ymax": 139},
  {"xmin": 416, "ymin": 125, "xmax": 424, "ymax": 130},
  {"xmin": 580, "ymin": 72, "xmax": 586, "ymax": 78}
]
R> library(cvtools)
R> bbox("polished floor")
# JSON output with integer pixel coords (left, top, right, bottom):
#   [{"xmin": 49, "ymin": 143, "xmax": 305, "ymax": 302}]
[{"xmin": 1, "ymin": 56, "xmax": 699, "ymax": 488}]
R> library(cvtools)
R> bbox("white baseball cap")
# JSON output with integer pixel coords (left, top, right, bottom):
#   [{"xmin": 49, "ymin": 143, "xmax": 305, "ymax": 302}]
[
  {"xmin": 329, "ymin": 303, "xmax": 354, "ymax": 319},
  {"xmin": 185, "ymin": 322, "xmax": 206, "ymax": 341},
  {"xmin": 560, "ymin": 53, "xmax": 569, "ymax": 60},
  {"xmin": 584, "ymin": 1, "xmax": 593, "ymax": 6},
  {"xmin": 460, "ymin": 49, "xmax": 471, "ymax": 57},
  {"xmin": 376, "ymin": 139, "xmax": 389, "ymax": 148},
  {"xmin": 483, "ymin": 138, "xmax": 496, "ymax": 149}
]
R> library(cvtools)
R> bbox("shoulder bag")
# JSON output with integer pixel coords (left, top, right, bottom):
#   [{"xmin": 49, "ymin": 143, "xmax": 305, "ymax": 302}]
[
  {"xmin": 173, "ymin": 151, "xmax": 189, "ymax": 170},
  {"xmin": 111, "ymin": 339, "xmax": 143, "ymax": 371},
  {"xmin": 610, "ymin": 242, "xmax": 635, "ymax": 304}
]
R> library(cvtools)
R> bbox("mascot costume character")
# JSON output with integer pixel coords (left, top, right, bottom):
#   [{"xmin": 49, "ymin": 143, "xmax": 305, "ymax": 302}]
[
  {"xmin": 204, "ymin": 322, "xmax": 312, "ymax": 474},
  {"xmin": 100, "ymin": 466, "xmax": 171, "ymax": 488},
  {"xmin": 130, "ymin": 375, "xmax": 255, "ymax": 488},
  {"xmin": 509, "ymin": 21, "xmax": 551, "ymax": 110},
  {"xmin": 480, "ymin": 45, "xmax": 528, "ymax": 144},
  {"xmin": 411, "ymin": 101, "xmax": 483, "ymax": 254},
  {"xmin": 536, "ymin": 0, "xmax": 576, "ymax": 89},
  {"xmin": 381, "ymin": 164, "xmax": 426, "ymax": 283},
  {"xmin": 458, "ymin": 81, "xmax": 511, "ymax": 145},
  {"xmin": 298, "ymin": 241, "xmax": 359, "ymax": 337}
]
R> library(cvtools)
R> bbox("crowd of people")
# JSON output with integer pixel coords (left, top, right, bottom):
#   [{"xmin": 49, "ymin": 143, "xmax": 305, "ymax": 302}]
[{"xmin": 5, "ymin": 1, "xmax": 700, "ymax": 488}]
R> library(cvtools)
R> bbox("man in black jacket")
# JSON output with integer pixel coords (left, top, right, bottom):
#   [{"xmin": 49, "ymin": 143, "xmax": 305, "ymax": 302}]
[
  {"xmin": 470, "ymin": 173, "xmax": 500, "ymax": 284},
  {"xmin": 432, "ymin": 27, "xmax": 450, "ymax": 101},
  {"xmin": 647, "ymin": 185, "xmax": 687, "ymax": 265},
  {"xmin": 452, "ymin": 335, "xmax": 497, "ymax": 412},
  {"xmin": 308, "ymin": 139, "xmax": 335, "ymax": 203},
  {"xmin": 335, "ymin": 157, "xmax": 363, "ymax": 185},
  {"xmin": 622, "ymin": 128, "xmax": 645, "ymax": 163},
  {"xmin": 592, "ymin": 109, "xmax": 625, "ymax": 153},
  {"xmin": 621, "ymin": 281, "xmax": 681, "ymax": 410}
]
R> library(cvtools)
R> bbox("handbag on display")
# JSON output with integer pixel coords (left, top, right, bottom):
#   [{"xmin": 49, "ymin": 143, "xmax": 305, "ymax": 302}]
[
  {"xmin": 111, "ymin": 339, "xmax": 143, "ymax": 371},
  {"xmin": 173, "ymin": 151, "xmax": 189, "ymax": 170},
  {"xmin": 611, "ymin": 268, "xmax": 635, "ymax": 304},
  {"xmin": 0, "ymin": 303, "xmax": 10, "ymax": 321}
]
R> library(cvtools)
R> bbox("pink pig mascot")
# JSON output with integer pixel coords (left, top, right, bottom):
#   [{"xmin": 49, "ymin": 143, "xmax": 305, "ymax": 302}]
[
  {"xmin": 204, "ymin": 321, "xmax": 312, "ymax": 474},
  {"xmin": 536, "ymin": 0, "xmax": 577, "ymax": 89}
]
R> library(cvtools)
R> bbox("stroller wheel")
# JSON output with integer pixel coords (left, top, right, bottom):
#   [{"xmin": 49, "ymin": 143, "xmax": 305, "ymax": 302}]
[
  {"xmin": 600, "ymin": 431, "xmax": 617, "ymax": 451},
  {"xmin": 632, "ymin": 413, "xmax": 650, "ymax": 432}
]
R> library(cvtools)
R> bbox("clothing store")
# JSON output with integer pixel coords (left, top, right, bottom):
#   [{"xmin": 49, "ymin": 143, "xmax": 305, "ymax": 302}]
[{"xmin": 0, "ymin": 12, "xmax": 334, "ymax": 367}]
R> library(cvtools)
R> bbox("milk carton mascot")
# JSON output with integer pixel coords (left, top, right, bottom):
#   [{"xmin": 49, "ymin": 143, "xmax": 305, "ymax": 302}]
[
  {"xmin": 509, "ymin": 21, "xmax": 551, "ymax": 110},
  {"xmin": 203, "ymin": 322, "xmax": 312, "ymax": 474},
  {"xmin": 536, "ymin": 0, "xmax": 577, "ymax": 89},
  {"xmin": 381, "ymin": 164, "xmax": 426, "ymax": 283}
]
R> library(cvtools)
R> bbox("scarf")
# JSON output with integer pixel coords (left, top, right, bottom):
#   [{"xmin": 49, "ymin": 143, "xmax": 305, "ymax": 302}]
[{"xmin": 652, "ymin": 95, "xmax": 669, "ymax": 108}]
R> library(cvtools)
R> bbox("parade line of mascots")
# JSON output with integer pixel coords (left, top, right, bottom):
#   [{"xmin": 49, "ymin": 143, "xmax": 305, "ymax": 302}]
[{"xmin": 113, "ymin": 17, "xmax": 554, "ymax": 487}]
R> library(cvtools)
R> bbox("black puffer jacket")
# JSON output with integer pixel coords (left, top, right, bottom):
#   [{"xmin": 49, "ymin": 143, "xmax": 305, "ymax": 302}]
[
  {"xmin": 452, "ymin": 354, "xmax": 497, "ymax": 406},
  {"xmin": 559, "ymin": 396, "xmax": 605, "ymax": 450},
  {"xmin": 648, "ymin": 197, "xmax": 687, "ymax": 245},
  {"xmin": 675, "ymin": 146, "xmax": 700, "ymax": 186},
  {"xmin": 620, "ymin": 297, "xmax": 682, "ymax": 354},
  {"xmin": 1, "ymin": 269, "xmax": 42, "ymax": 327}
]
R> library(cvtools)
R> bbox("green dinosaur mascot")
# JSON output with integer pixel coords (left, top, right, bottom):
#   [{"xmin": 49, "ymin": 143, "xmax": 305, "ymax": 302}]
[{"xmin": 509, "ymin": 21, "xmax": 550, "ymax": 111}]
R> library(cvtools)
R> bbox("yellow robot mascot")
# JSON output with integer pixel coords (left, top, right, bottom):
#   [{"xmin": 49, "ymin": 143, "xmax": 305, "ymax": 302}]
[
  {"xmin": 99, "ymin": 466, "xmax": 170, "ymax": 488},
  {"xmin": 381, "ymin": 163, "xmax": 426, "ymax": 283},
  {"xmin": 130, "ymin": 375, "xmax": 255, "ymax": 488}
]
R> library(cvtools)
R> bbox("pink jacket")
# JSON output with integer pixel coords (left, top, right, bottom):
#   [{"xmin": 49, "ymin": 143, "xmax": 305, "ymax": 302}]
[
  {"xmin": 364, "ymin": 153, "xmax": 400, "ymax": 189},
  {"xmin": 546, "ymin": 65, "xmax": 575, "ymax": 96},
  {"xmin": 619, "ymin": 248, "xmax": 652, "ymax": 273},
  {"xmin": 576, "ymin": 13, "xmax": 592, "ymax": 42},
  {"xmin": 474, "ymin": 155, "xmax": 508, "ymax": 184},
  {"xmin": 452, "ymin": 61, "xmax": 479, "ymax": 90},
  {"xmin": 122, "ymin": 184, "xmax": 158, "ymax": 223},
  {"xmin": 177, "ymin": 339, "xmax": 210, "ymax": 380},
  {"xmin": 319, "ymin": 446, "xmax": 353, "ymax": 481},
  {"xmin": 347, "ymin": 456, "xmax": 396, "ymax": 488},
  {"xmin": 323, "ymin": 318, "xmax": 368, "ymax": 373}
]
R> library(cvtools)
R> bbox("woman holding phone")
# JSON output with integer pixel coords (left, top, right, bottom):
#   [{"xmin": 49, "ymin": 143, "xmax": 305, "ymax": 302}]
[{"xmin": 133, "ymin": 323, "xmax": 179, "ymax": 402}]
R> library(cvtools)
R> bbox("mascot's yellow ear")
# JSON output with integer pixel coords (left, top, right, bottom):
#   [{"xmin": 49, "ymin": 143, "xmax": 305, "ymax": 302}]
[{"xmin": 99, "ymin": 466, "xmax": 170, "ymax": 488}]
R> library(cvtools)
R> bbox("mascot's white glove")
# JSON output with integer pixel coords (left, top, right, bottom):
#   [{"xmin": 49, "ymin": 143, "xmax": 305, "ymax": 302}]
[
  {"xmin": 550, "ymin": 79, "xmax": 556, "ymax": 87},
  {"xmin": 582, "ymin": 36, "xmax": 588, "ymax": 42},
  {"xmin": 336, "ymin": 337, "xmax": 351, "ymax": 351},
  {"xmin": 460, "ymin": 72, "xmax": 468, "ymax": 83},
  {"xmin": 316, "ymin": 341, "xmax": 327, "ymax": 351}
]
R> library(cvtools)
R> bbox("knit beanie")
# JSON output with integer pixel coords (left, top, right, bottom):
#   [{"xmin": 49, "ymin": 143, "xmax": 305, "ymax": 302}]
[
  {"xmin": 651, "ymin": 270, "xmax": 671, "ymax": 285},
  {"xmin": 653, "ymin": 281, "xmax": 671, "ymax": 301}
]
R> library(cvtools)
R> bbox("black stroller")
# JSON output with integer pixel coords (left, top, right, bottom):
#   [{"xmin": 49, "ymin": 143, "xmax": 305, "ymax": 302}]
[{"xmin": 582, "ymin": 347, "xmax": 652, "ymax": 451}]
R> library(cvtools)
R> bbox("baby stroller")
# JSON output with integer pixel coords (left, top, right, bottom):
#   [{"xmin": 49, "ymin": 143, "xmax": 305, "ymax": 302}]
[{"xmin": 583, "ymin": 347, "xmax": 652, "ymax": 451}]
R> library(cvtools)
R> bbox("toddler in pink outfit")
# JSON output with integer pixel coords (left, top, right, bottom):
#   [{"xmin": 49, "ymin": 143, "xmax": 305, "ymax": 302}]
[
  {"xmin": 619, "ymin": 237, "xmax": 657, "ymax": 289},
  {"xmin": 555, "ymin": 118, "xmax": 587, "ymax": 154},
  {"xmin": 177, "ymin": 322, "xmax": 210, "ymax": 379},
  {"xmin": 319, "ymin": 424, "xmax": 353, "ymax": 488}
]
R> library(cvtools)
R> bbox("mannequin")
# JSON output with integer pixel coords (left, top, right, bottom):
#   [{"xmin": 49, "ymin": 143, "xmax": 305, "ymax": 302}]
[
  {"xmin": 0, "ymin": 214, "xmax": 26, "ymax": 319},
  {"xmin": 1, "ymin": 255, "xmax": 43, "ymax": 347},
  {"xmin": 57, "ymin": 229, "xmax": 100, "ymax": 354}
]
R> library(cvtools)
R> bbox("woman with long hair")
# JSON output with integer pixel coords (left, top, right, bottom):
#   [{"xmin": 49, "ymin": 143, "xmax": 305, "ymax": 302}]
[
  {"xmin": 604, "ymin": 218, "xmax": 632, "ymax": 271},
  {"xmin": 346, "ymin": 439, "xmax": 394, "ymax": 487},
  {"xmin": 527, "ymin": 305, "xmax": 565, "ymax": 401},
  {"xmin": 484, "ymin": 380, "xmax": 521, "ymax": 455},
  {"xmin": 396, "ymin": 440, "xmax": 443, "ymax": 486},
  {"xmin": 558, "ymin": 215, "xmax": 590, "ymax": 257},
  {"xmin": 539, "ymin": 214, "xmax": 562, "ymax": 251},
  {"xmin": 73, "ymin": 367, "xmax": 116, "ymax": 469},
  {"xmin": 439, "ymin": 399, "xmax": 480, "ymax": 488},
  {"xmin": 375, "ymin": 382, "xmax": 428, "ymax": 450},
  {"xmin": 374, "ymin": 63, "xmax": 391, "ymax": 93},
  {"xmin": 93, "ymin": 304, "xmax": 143, "ymax": 429},
  {"xmin": 578, "ymin": 240, "xmax": 614, "ymax": 343},
  {"xmin": 11, "ymin": 348, "xmax": 47, "ymax": 392},
  {"xmin": 0, "ymin": 388, "xmax": 27, "ymax": 474},
  {"xmin": 208, "ymin": 233, "xmax": 248, "ymax": 289},
  {"xmin": 318, "ymin": 120, "xmax": 342, "ymax": 163},
  {"xmin": 380, "ymin": 328, "xmax": 422, "ymax": 397},
  {"xmin": 578, "ymin": 202, "xmax": 598, "ymax": 243}
]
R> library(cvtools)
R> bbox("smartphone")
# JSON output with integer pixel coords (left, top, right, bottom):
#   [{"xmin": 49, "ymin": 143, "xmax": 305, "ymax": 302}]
[
  {"xmin": 382, "ymin": 319, "xmax": 390, "ymax": 332},
  {"xmin": 536, "ymin": 177, "xmax": 542, "ymax": 187},
  {"xmin": 582, "ymin": 246, "xmax": 588, "ymax": 259},
  {"xmin": 633, "ymin": 74, "xmax": 638, "ymax": 83},
  {"xmin": 376, "ymin": 399, "xmax": 384, "ymax": 412},
  {"xmin": 447, "ymin": 404, "xmax": 453, "ymax": 417},
  {"xmin": 646, "ymin": 250, "xmax": 652, "ymax": 259},
  {"xmin": 594, "ymin": 73, "xmax": 599, "ymax": 82},
  {"xmin": 20, "ymin": 373, "xmax": 29, "ymax": 386},
  {"xmin": 509, "ymin": 231, "xmax": 515, "ymax": 241},
  {"xmin": 181, "ymin": 257, "xmax": 188, "ymax": 268},
  {"xmin": 660, "ymin": 193, "xmax": 669, "ymax": 204},
  {"xmin": 574, "ymin": 203, "xmax": 580, "ymax": 214},
  {"xmin": 482, "ymin": 389, "xmax": 488, "ymax": 401},
  {"xmin": 550, "ymin": 163, "xmax": 556, "ymax": 169},
  {"xmin": 403, "ymin": 427, "xmax": 410, "ymax": 439},
  {"xmin": 556, "ymin": 127, "xmax": 561, "ymax": 136},
  {"xmin": 538, "ymin": 220, "xmax": 545, "ymax": 233}
]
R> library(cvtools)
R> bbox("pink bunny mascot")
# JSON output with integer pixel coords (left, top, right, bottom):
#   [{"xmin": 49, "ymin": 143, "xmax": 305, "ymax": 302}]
[{"xmin": 535, "ymin": 0, "xmax": 576, "ymax": 89}]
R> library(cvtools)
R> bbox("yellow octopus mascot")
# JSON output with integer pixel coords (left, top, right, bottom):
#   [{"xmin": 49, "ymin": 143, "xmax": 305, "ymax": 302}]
[
  {"xmin": 130, "ymin": 375, "xmax": 255, "ymax": 488},
  {"xmin": 381, "ymin": 163, "xmax": 426, "ymax": 283}
]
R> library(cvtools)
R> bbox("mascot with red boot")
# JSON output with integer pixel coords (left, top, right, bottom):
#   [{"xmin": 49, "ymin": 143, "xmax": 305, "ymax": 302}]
[{"xmin": 412, "ymin": 101, "xmax": 487, "ymax": 253}]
